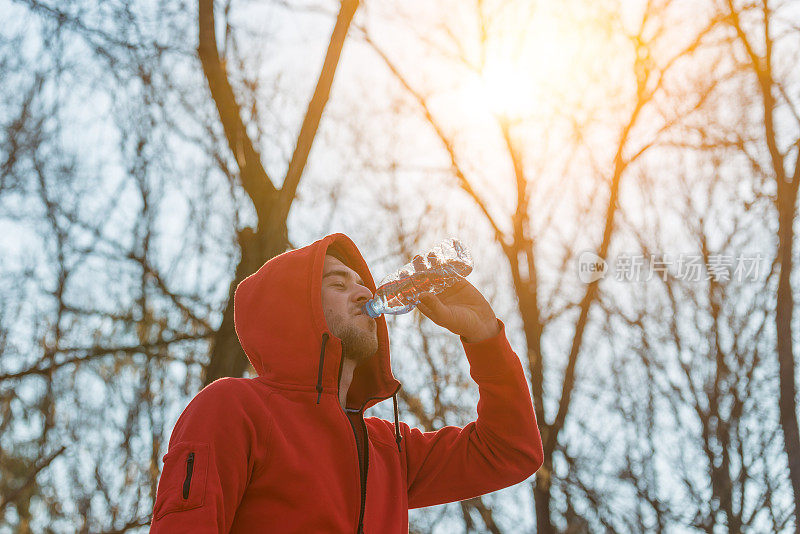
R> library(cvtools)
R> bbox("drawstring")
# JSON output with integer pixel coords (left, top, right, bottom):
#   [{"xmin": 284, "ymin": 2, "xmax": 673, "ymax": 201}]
[
  {"xmin": 392, "ymin": 393, "xmax": 402, "ymax": 452},
  {"xmin": 316, "ymin": 333, "xmax": 329, "ymax": 404}
]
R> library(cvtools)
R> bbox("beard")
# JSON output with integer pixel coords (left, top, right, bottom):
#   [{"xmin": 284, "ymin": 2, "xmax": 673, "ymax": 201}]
[{"xmin": 328, "ymin": 312, "xmax": 378, "ymax": 365}]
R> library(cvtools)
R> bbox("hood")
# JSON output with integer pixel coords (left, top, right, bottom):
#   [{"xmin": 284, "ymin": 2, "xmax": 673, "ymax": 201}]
[{"xmin": 233, "ymin": 233, "xmax": 400, "ymax": 412}]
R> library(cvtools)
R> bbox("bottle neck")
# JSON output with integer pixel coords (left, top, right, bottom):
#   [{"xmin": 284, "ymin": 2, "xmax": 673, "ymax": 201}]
[{"xmin": 363, "ymin": 300, "xmax": 380, "ymax": 319}]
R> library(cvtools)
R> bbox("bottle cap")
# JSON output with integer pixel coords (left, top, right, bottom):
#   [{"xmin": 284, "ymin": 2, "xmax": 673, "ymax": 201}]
[{"xmin": 363, "ymin": 300, "xmax": 381, "ymax": 318}]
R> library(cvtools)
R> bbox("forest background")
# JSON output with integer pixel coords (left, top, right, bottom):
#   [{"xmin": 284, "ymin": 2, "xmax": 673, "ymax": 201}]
[{"xmin": 1, "ymin": 0, "xmax": 799, "ymax": 532}]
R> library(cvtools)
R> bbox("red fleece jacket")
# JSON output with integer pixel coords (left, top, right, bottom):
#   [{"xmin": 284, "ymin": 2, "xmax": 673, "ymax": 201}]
[{"xmin": 150, "ymin": 233, "xmax": 543, "ymax": 533}]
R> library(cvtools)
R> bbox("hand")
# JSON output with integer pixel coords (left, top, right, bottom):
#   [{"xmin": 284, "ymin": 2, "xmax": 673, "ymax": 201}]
[{"xmin": 416, "ymin": 278, "xmax": 500, "ymax": 343}]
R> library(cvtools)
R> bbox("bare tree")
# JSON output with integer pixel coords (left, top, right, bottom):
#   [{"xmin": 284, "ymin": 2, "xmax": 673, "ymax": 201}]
[
  {"xmin": 353, "ymin": 0, "xmax": 725, "ymax": 530},
  {"xmin": 582, "ymin": 145, "xmax": 792, "ymax": 531},
  {"xmin": 198, "ymin": 0, "xmax": 361, "ymax": 384},
  {"xmin": 1, "ymin": 1, "xmax": 228, "ymax": 530},
  {"xmin": 2, "ymin": 0, "xmax": 798, "ymax": 532},
  {"xmin": 721, "ymin": 1, "xmax": 800, "ymax": 526}
]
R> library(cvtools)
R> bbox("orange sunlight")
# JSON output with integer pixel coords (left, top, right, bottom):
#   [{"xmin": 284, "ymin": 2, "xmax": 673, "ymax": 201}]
[{"xmin": 456, "ymin": 5, "xmax": 616, "ymax": 123}]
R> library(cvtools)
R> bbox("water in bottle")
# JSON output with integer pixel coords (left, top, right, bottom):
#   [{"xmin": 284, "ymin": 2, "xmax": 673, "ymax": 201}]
[{"xmin": 363, "ymin": 238, "xmax": 473, "ymax": 318}]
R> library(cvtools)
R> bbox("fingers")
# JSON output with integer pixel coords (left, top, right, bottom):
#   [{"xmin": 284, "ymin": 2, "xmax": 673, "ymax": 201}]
[
  {"xmin": 436, "ymin": 278, "xmax": 469, "ymax": 299},
  {"xmin": 417, "ymin": 294, "xmax": 434, "ymax": 315},
  {"xmin": 417, "ymin": 294, "xmax": 442, "ymax": 319},
  {"xmin": 416, "ymin": 300, "xmax": 431, "ymax": 317}
]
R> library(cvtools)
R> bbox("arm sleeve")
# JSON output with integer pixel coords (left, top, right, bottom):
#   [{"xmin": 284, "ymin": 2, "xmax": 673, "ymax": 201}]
[
  {"xmin": 150, "ymin": 378, "xmax": 269, "ymax": 533},
  {"xmin": 404, "ymin": 320, "xmax": 543, "ymax": 509}
]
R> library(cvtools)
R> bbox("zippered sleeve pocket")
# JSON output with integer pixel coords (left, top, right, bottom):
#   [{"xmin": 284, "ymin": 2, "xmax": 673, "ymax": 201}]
[{"xmin": 153, "ymin": 442, "xmax": 209, "ymax": 520}]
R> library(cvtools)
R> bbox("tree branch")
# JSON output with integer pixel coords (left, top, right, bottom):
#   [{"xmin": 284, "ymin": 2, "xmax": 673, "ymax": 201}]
[
  {"xmin": 198, "ymin": 0, "xmax": 277, "ymax": 219},
  {"xmin": 278, "ymin": 0, "xmax": 360, "ymax": 222}
]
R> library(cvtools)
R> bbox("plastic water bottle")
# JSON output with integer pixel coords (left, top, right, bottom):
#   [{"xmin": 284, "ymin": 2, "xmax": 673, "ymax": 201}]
[{"xmin": 363, "ymin": 239, "xmax": 473, "ymax": 318}]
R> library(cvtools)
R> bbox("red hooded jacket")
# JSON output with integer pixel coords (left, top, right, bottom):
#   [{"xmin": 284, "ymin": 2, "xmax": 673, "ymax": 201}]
[{"xmin": 150, "ymin": 233, "xmax": 543, "ymax": 533}]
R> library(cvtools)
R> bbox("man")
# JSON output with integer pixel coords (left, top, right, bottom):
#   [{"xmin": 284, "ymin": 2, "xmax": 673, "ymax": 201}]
[{"xmin": 150, "ymin": 233, "xmax": 542, "ymax": 533}]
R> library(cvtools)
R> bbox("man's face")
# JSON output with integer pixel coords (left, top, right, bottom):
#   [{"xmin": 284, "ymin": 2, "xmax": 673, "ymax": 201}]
[{"xmin": 321, "ymin": 255, "xmax": 378, "ymax": 365}]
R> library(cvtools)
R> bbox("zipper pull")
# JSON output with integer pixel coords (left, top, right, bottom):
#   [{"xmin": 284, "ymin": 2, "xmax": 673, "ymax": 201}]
[{"xmin": 183, "ymin": 452, "xmax": 195, "ymax": 499}]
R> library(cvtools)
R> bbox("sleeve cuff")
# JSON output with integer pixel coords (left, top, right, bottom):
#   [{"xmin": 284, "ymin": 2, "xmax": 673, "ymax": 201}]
[{"xmin": 461, "ymin": 319, "xmax": 518, "ymax": 379}]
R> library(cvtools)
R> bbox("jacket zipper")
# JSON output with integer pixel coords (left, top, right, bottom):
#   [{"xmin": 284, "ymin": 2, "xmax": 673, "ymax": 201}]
[
  {"xmin": 333, "ymin": 347, "xmax": 400, "ymax": 532},
  {"xmin": 337, "ymin": 354, "xmax": 368, "ymax": 534},
  {"xmin": 344, "ymin": 410, "xmax": 369, "ymax": 534},
  {"xmin": 356, "ymin": 414, "xmax": 369, "ymax": 533},
  {"xmin": 183, "ymin": 452, "xmax": 195, "ymax": 499}
]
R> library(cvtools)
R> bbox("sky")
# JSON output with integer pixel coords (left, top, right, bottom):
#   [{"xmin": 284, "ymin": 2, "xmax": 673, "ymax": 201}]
[{"xmin": 1, "ymin": 0, "xmax": 798, "ymax": 531}]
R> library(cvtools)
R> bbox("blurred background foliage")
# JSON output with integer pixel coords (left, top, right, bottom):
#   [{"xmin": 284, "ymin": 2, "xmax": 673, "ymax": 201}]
[{"xmin": 1, "ymin": 0, "xmax": 799, "ymax": 532}]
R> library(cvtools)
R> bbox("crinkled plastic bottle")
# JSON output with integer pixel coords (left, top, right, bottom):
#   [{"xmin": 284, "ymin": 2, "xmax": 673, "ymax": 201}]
[{"xmin": 363, "ymin": 238, "xmax": 473, "ymax": 318}]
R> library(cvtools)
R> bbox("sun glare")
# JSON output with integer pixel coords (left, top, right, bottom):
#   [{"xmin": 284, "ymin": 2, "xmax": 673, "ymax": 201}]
[
  {"xmin": 471, "ymin": 57, "xmax": 538, "ymax": 119},
  {"xmin": 457, "ymin": 8, "xmax": 603, "ymax": 123}
]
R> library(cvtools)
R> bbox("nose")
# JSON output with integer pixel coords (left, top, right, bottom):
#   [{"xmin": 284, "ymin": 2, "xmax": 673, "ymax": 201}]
[{"xmin": 352, "ymin": 284, "xmax": 373, "ymax": 305}]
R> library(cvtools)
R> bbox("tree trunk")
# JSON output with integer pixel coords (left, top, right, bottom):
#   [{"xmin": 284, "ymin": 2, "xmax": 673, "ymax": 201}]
[
  {"xmin": 197, "ymin": 0, "xmax": 360, "ymax": 386},
  {"xmin": 203, "ymin": 223, "xmax": 288, "ymax": 384},
  {"xmin": 776, "ymin": 184, "xmax": 800, "ymax": 531},
  {"xmin": 534, "ymin": 460, "xmax": 556, "ymax": 534}
]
